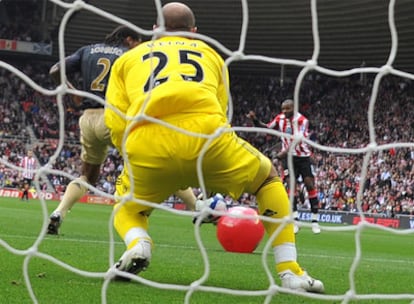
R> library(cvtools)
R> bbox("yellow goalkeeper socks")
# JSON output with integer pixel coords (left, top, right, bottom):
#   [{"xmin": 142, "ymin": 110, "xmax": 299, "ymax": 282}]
[
  {"xmin": 256, "ymin": 178, "xmax": 306, "ymax": 276},
  {"xmin": 276, "ymin": 261, "xmax": 304, "ymax": 276},
  {"xmin": 127, "ymin": 237, "xmax": 153, "ymax": 250},
  {"xmin": 255, "ymin": 178, "xmax": 295, "ymax": 246}
]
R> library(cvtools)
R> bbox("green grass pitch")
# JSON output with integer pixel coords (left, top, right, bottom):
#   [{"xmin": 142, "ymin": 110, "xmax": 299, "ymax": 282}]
[{"xmin": 0, "ymin": 197, "xmax": 413, "ymax": 304}]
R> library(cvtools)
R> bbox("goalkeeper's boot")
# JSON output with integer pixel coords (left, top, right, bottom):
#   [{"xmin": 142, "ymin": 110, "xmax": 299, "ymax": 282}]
[
  {"xmin": 113, "ymin": 239, "xmax": 152, "ymax": 281},
  {"xmin": 279, "ymin": 270, "xmax": 324, "ymax": 293},
  {"xmin": 47, "ymin": 211, "xmax": 62, "ymax": 235}
]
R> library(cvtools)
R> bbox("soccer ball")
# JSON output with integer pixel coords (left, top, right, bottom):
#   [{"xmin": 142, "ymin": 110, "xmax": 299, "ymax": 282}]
[{"xmin": 216, "ymin": 206, "xmax": 265, "ymax": 253}]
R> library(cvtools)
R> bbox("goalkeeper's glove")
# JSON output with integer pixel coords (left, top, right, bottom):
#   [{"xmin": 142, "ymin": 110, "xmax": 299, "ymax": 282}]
[{"xmin": 193, "ymin": 193, "xmax": 227, "ymax": 225}]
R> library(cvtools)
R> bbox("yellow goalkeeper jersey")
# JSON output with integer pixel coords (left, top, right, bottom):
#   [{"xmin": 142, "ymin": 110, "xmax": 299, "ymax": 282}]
[{"xmin": 105, "ymin": 36, "xmax": 229, "ymax": 150}]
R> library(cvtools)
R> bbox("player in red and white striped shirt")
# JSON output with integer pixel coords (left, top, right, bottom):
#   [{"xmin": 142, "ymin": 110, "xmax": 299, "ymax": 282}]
[
  {"xmin": 19, "ymin": 150, "xmax": 36, "ymax": 201},
  {"xmin": 247, "ymin": 99, "xmax": 321, "ymax": 234}
]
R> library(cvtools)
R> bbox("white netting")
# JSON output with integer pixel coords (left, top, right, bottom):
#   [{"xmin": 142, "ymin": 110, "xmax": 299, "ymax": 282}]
[{"xmin": 1, "ymin": 0, "xmax": 414, "ymax": 303}]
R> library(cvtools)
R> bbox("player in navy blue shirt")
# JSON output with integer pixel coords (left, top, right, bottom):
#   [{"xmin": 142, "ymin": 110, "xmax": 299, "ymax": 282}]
[
  {"xmin": 47, "ymin": 26, "xmax": 142, "ymax": 234},
  {"xmin": 47, "ymin": 25, "xmax": 202, "ymax": 235}
]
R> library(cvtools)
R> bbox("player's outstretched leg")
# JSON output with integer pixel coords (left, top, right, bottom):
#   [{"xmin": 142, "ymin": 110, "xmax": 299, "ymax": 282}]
[
  {"xmin": 256, "ymin": 178, "xmax": 324, "ymax": 293},
  {"xmin": 47, "ymin": 176, "xmax": 89, "ymax": 235}
]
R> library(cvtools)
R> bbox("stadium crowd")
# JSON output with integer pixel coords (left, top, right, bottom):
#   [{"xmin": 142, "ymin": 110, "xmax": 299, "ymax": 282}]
[
  {"xmin": 233, "ymin": 73, "xmax": 414, "ymax": 217},
  {"xmin": 0, "ymin": 54, "xmax": 413, "ymax": 216},
  {"xmin": 0, "ymin": 0, "xmax": 49, "ymax": 43}
]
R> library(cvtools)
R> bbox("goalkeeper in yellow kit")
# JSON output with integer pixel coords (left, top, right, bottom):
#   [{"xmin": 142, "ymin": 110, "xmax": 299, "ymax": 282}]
[{"xmin": 104, "ymin": 2, "xmax": 324, "ymax": 292}]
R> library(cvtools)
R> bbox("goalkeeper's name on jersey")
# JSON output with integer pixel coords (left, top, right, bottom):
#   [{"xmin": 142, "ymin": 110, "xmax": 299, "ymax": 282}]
[
  {"xmin": 144, "ymin": 40, "xmax": 199, "ymax": 48},
  {"xmin": 90, "ymin": 46, "xmax": 124, "ymax": 56}
]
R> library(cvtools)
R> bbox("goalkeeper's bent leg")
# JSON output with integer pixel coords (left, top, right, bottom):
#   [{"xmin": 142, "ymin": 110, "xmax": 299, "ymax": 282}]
[
  {"xmin": 255, "ymin": 177, "xmax": 304, "ymax": 276},
  {"xmin": 112, "ymin": 202, "xmax": 153, "ymax": 279},
  {"xmin": 114, "ymin": 202, "xmax": 152, "ymax": 250}
]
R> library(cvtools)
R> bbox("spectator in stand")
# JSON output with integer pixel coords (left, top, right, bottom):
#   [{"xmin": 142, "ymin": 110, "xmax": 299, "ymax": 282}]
[
  {"xmin": 19, "ymin": 149, "xmax": 36, "ymax": 201},
  {"xmin": 247, "ymin": 99, "xmax": 321, "ymax": 234}
]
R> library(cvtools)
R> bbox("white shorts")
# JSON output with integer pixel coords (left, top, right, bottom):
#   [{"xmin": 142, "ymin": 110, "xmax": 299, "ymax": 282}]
[{"xmin": 79, "ymin": 108, "xmax": 111, "ymax": 165}]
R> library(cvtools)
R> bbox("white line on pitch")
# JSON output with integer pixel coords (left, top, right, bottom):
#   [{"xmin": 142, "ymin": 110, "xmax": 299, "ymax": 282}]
[{"xmin": 1, "ymin": 234, "xmax": 413, "ymax": 266}]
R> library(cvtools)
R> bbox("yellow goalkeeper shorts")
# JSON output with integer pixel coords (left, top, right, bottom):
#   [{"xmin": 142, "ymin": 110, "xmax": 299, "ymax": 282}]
[{"xmin": 115, "ymin": 113, "xmax": 271, "ymax": 213}]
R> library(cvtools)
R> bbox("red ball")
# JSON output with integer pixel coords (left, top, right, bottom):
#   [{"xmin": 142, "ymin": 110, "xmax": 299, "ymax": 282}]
[{"xmin": 216, "ymin": 206, "xmax": 265, "ymax": 253}]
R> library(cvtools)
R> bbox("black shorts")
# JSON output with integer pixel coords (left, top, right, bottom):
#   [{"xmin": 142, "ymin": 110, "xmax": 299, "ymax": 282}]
[
  {"xmin": 22, "ymin": 178, "xmax": 33, "ymax": 188},
  {"xmin": 281, "ymin": 156, "xmax": 314, "ymax": 179}
]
